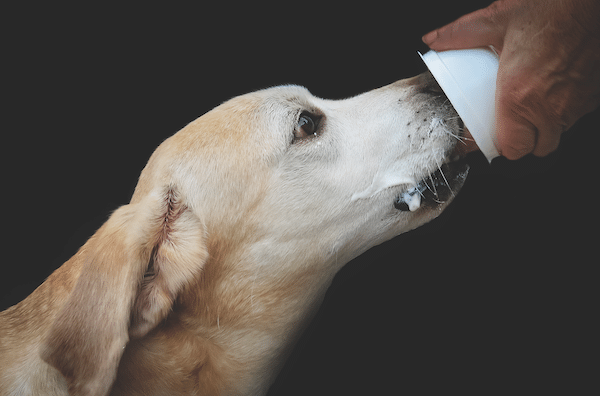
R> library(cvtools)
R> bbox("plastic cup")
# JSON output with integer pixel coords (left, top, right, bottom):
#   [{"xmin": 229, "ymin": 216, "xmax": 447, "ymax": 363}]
[{"xmin": 419, "ymin": 48, "xmax": 500, "ymax": 162}]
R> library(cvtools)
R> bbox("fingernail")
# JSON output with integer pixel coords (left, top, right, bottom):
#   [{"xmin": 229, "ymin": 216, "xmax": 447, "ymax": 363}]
[{"xmin": 422, "ymin": 30, "xmax": 438, "ymax": 45}]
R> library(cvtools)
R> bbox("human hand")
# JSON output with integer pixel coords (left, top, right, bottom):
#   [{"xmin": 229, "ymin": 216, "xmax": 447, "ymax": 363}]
[{"xmin": 422, "ymin": 0, "xmax": 600, "ymax": 160}]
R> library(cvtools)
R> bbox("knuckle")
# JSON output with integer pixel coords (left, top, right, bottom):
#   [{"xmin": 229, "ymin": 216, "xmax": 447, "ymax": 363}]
[
  {"xmin": 484, "ymin": 0, "xmax": 511, "ymax": 24},
  {"xmin": 484, "ymin": 2, "xmax": 503, "ymax": 21}
]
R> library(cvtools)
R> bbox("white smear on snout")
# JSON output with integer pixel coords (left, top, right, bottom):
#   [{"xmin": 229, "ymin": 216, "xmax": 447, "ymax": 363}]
[
  {"xmin": 350, "ymin": 141, "xmax": 418, "ymax": 202},
  {"xmin": 351, "ymin": 168, "xmax": 416, "ymax": 201}
]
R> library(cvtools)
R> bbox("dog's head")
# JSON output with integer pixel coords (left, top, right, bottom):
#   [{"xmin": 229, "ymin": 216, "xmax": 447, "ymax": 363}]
[
  {"xmin": 40, "ymin": 72, "xmax": 468, "ymax": 395},
  {"xmin": 142, "ymin": 71, "xmax": 467, "ymax": 261},
  {"xmin": 176, "ymin": 72, "xmax": 467, "ymax": 258}
]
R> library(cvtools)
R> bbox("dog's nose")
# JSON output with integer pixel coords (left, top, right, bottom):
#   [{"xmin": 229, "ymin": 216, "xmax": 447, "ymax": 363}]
[{"xmin": 406, "ymin": 71, "xmax": 444, "ymax": 95}]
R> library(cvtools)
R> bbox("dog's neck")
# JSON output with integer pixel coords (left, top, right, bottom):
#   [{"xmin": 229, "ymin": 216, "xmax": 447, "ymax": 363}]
[{"xmin": 114, "ymin": 236, "xmax": 336, "ymax": 395}]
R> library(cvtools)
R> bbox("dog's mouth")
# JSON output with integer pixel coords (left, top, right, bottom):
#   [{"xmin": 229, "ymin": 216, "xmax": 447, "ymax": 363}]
[
  {"xmin": 392, "ymin": 90, "xmax": 471, "ymax": 213},
  {"xmin": 393, "ymin": 159, "xmax": 469, "ymax": 212}
]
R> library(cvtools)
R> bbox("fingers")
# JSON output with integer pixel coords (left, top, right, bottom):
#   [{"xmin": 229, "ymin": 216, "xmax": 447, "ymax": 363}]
[
  {"xmin": 422, "ymin": 1, "xmax": 509, "ymax": 52},
  {"xmin": 495, "ymin": 113, "xmax": 561, "ymax": 160},
  {"xmin": 494, "ymin": 107, "xmax": 537, "ymax": 160},
  {"xmin": 495, "ymin": 72, "xmax": 562, "ymax": 160}
]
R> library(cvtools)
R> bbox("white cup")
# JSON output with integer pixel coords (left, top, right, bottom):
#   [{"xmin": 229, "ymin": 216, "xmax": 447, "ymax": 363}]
[{"xmin": 419, "ymin": 48, "xmax": 500, "ymax": 162}]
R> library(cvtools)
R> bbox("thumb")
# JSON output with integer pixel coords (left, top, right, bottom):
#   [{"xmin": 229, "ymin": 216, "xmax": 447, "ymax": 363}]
[{"xmin": 422, "ymin": 1, "xmax": 510, "ymax": 52}]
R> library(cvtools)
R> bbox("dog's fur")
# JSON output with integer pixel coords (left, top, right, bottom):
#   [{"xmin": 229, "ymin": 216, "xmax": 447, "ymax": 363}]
[{"xmin": 0, "ymin": 72, "xmax": 468, "ymax": 396}]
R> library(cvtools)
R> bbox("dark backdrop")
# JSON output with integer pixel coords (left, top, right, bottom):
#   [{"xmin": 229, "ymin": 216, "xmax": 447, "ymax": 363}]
[{"xmin": 2, "ymin": 2, "xmax": 597, "ymax": 394}]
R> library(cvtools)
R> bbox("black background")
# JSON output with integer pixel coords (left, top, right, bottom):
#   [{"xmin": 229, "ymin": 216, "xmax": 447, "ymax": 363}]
[{"xmin": 2, "ymin": 2, "xmax": 598, "ymax": 394}]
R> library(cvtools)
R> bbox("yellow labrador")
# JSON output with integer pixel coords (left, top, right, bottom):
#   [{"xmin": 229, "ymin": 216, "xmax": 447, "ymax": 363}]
[{"xmin": 0, "ymin": 72, "xmax": 470, "ymax": 396}]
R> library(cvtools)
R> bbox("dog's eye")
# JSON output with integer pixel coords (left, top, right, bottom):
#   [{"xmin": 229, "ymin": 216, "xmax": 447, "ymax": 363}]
[{"xmin": 293, "ymin": 112, "xmax": 321, "ymax": 142}]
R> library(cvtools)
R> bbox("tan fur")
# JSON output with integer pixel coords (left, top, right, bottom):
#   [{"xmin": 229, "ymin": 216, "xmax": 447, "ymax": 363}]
[{"xmin": 0, "ymin": 75, "xmax": 467, "ymax": 395}]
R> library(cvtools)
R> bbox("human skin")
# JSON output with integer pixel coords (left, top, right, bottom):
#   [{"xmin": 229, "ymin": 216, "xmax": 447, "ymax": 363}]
[{"xmin": 423, "ymin": 0, "xmax": 600, "ymax": 159}]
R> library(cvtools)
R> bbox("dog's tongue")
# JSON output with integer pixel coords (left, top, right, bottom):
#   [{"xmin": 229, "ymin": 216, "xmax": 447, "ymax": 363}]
[{"xmin": 398, "ymin": 186, "xmax": 422, "ymax": 211}]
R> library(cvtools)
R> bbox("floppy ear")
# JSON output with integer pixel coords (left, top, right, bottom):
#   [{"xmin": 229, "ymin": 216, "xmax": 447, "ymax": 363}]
[{"xmin": 40, "ymin": 187, "xmax": 207, "ymax": 396}]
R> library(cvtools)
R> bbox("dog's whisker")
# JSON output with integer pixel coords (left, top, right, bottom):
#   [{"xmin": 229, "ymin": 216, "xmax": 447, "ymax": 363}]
[
  {"xmin": 428, "ymin": 174, "xmax": 438, "ymax": 197},
  {"xmin": 446, "ymin": 130, "xmax": 468, "ymax": 145},
  {"xmin": 437, "ymin": 162, "xmax": 455, "ymax": 197}
]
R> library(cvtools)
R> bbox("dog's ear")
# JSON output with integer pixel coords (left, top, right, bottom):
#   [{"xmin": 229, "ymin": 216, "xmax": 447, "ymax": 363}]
[{"xmin": 40, "ymin": 187, "xmax": 207, "ymax": 396}]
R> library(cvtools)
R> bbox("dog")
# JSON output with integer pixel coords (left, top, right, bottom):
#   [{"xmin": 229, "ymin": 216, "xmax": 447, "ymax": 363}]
[{"xmin": 0, "ymin": 72, "xmax": 470, "ymax": 396}]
